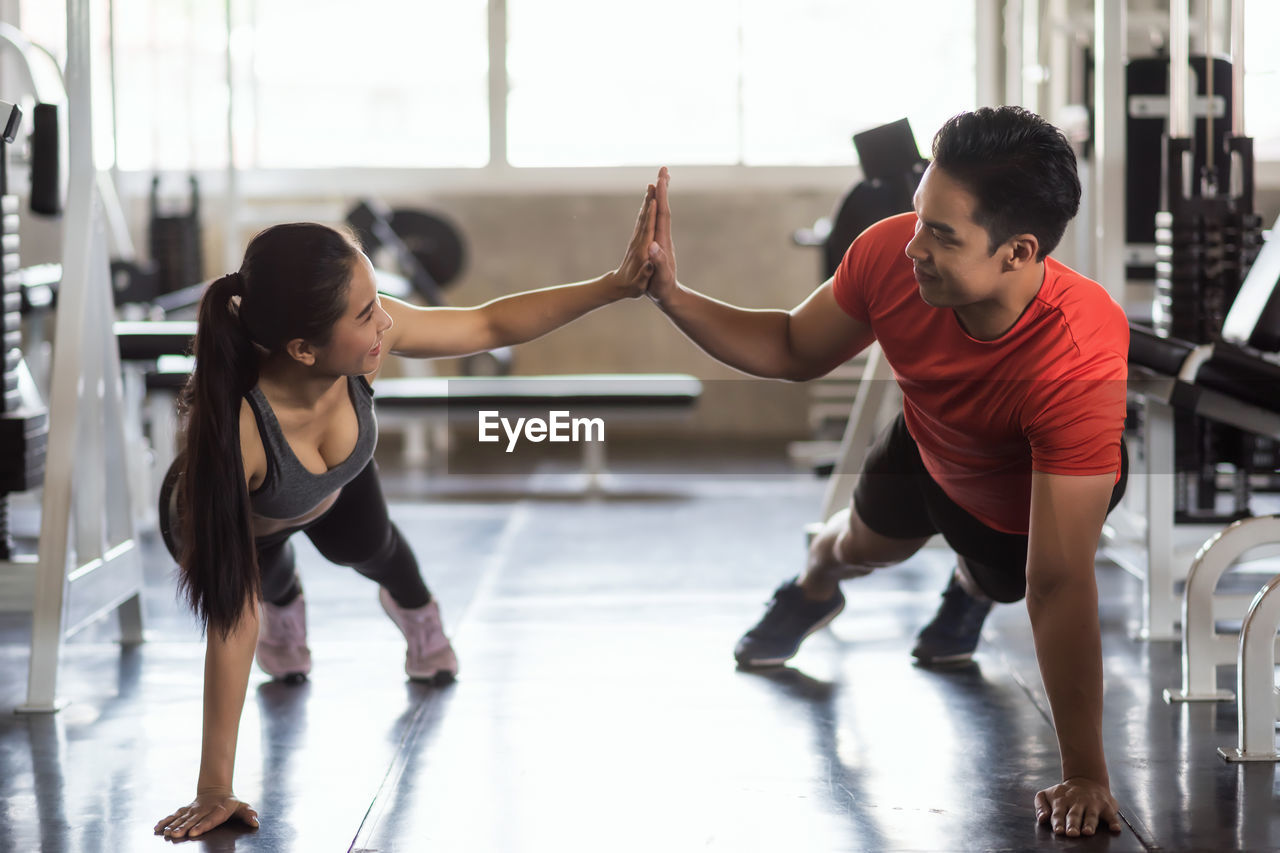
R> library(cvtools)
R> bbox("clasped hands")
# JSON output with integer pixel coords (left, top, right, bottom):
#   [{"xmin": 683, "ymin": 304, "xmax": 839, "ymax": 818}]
[{"xmin": 610, "ymin": 167, "xmax": 679, "ymax": 303}]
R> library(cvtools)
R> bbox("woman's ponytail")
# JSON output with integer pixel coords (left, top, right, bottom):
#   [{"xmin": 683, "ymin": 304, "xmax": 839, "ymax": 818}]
[{"xmin": 176, "ymin": 272, "xmax": 262, "ymax": 639}]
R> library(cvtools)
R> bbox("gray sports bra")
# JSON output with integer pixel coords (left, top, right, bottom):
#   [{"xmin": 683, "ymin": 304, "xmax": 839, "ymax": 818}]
[{"xmin": 245, "ymin": 375, "xmax": 377, "ymax": 524}]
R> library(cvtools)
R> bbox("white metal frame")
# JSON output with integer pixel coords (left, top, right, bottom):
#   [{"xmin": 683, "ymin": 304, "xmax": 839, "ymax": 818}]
[
  {"xmin": 6, "ymin": 0, "xmax": 145, "ymax": 714},
  {"xmin": 1153, "ymin": 512, "xmax": 1280, "ymax": 762},
  {"xmin": 817, "ymin": 345, "xmax": 899, "ymax": 525},
  {"xmin": 1092, "ymin": 0, "xmax": 1126, "ymax": 303},
  {"xmin": 1221, "ymin": 569, "xmax": 1280, "ymax": 762},
  {"xmin": 1140, "ymin": 396, "xmax": 1180, "ymax": 640},
  {"xmin": 1163, "ymin": 515, "xmax": 1280, "ymax": 705}
]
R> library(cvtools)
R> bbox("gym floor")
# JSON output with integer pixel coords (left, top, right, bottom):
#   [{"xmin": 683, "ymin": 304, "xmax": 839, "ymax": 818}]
[{"xmin": 0, "ymin": 440, "xmax": 1277, "ymax": 852}]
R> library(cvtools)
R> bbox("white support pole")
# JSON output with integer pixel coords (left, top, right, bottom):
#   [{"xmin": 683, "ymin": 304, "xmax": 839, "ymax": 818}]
[
  {"xmin": 818, "ymin": 345, "xmax": 897, "ymax": 525},
  {"xmin": 1141, "ymin": 397, "xmax": 1180, "ymax": 640},
  {"xmin": 1046, "ymin": 0, "xmax": 1071, "ymax": 121},
  {"xmin": 487, "ymin": 0, "xmax": 507, "ymax": 170},
  {"xmin": 1164, "ymin": 516, "xmax": 1280, "ymax": 703},
  {"xmin": 975, "ymin": 0, "xmax": 1002, "ymax": 107},
  {"xmin": 1168, "ymin": 0, "xmax": 1195, "ymax": 204},
  {"xmin": 23, "ymin": 0, "xmax": 97, "ymax": 716},
  {"xmin": 1169, "ymin": 0, "xmax": 1191, "ymax": 141},
  {"xmin": 582, "ymin": 439, "xmax": 606, "ymax": 497},
  {"xmin": 1229, "ymin": 0, "xmax": 1245, "ymax": 136},
  {"xmin": 1020, "ymin": 0, "xmax": 1042, "ymax": 112},
  {"xmin": 1220, "ymin": 571, "xmax": 1280, "ymax": 762},
  {"xmin": 223, "ymin": 0, "xmax": 240, "ymax": 274},
  {"xmin": 1092, "ymin": 0, "xmax": 1126, "ymax": 303},
  {"xmin": 1003, "ymin": 0, "xmax": 1023, "ymax": 106},
  {"xmin": 20, "ymin": 0, "xmax": 145, "ymax": 713}
]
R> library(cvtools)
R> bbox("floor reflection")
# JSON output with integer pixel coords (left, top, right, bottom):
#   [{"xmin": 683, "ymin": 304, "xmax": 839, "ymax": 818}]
[{"xmin": 0, "ymin": 460, "xmax": 1276, "ymax": 851}]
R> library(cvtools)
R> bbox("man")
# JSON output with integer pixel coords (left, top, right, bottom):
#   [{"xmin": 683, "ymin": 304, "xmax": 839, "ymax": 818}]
[{"xmin": 644, "ymin": 106, "xmax": 1128, "ymax": 838}]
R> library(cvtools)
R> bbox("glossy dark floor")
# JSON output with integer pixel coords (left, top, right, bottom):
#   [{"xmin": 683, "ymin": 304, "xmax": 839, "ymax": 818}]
[{"xmin": 2, "ymin": 442, "xmax": 1278, "ymax": 852}]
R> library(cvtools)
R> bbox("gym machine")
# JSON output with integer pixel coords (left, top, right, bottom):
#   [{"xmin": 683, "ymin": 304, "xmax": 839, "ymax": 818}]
[
  {"xmin": 0, "ymin": 100, "xmax": 49, "ymax": 562},
  {"xmin": 794, "ymin": 117, "xmax": 928, "ymax": 282},
  {"xmin": 1119, "ymin": 0, "xmax": 1278, "ymax": 644},
  {"xmin": 1138, "ymin": 0, "xmax": 1269, "ymax": 524},
  {"xmin": 4, "ymin": 0, "xmax": 146, "ymax": 713}
]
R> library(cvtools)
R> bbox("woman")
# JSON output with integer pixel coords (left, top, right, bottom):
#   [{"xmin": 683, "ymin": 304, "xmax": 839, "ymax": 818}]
[{"xmin": 155, "ymin": 187, "xmax": 656, "ymax": 839}]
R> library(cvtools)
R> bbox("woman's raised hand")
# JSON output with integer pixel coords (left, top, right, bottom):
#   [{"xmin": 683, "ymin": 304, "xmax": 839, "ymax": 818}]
[{"xmin": 611, "ymin": 184, "xmax": 657, "ymax": 298}]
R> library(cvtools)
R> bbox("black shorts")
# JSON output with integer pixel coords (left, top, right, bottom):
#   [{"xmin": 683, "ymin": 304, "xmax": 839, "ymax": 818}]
[{"xmin": 852, "ymin": 412, "xmax": 1128, "ymax": 603}]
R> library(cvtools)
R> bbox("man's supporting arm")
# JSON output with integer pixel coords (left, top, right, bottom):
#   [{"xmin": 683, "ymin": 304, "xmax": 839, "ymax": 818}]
[{"xmin": 1026, "ymin": 469, "xmax": 1124, "ymax": 838}]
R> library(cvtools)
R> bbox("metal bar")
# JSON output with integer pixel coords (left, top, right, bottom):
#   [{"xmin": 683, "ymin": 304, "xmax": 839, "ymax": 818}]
[
  {"xmin": 819, "ymin": 345, "xmax": 897, "ymax": 524},
  {"xmin": 1230, "ymin": 0, "xmax": 1245, "ymax": 135},
  {"xmin": 1143, "ymin": 398, "xmax": 1180, "ymax": 640},
  {"xmin": 487, "ymin": 0, "xmax": 507, "ymax": 169},
  {"xmin": 1169, "ymin": 0, "xmax": 1191, "ymax": 140},
  {"xmin": 1092, "ymin": 0, "xmax": 1126, "ymax": 303},
  {"xmin": 1003, "ymin": 0, "xmax": 1023, "ymax": 106},
  {"xmin": 1204, "ymin": 0, "xmax": 1215, "ymax": 175},
  {"xmin": 23, "ymin": 0, "xmax": 97, "ymax": 714},
  {"xmin": 1020, "ymin": 0, "xmax": 1041, "ymax": 111},
  {"xmin": 975, "ymin": 0, "xmax": 1002, "ymax": 107},
  {"xmin": 1221, "ymin": 571, "xmax": 1280, "ymax": 761}
]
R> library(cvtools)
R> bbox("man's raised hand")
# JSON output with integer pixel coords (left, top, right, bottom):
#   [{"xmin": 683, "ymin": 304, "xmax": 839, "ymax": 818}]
[{"xmin": 646, "ymin": 167, "xmax": 678, "ymax": 304}]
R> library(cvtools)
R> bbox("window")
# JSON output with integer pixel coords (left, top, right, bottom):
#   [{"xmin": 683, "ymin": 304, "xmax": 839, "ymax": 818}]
[
  {"xmin": 112, "ymin": 0, "xmax": 229, "ymax": 171},
  {"xmin": 21, "ymin": 0, "xmax": 489, "ymax": 171},
  {"xmin": 507, "ymin": 0, "xmax": 741, "ymax": 167},
  {"xmin": 1245, "ymin": 0, "xmax": 1280, "ymax": 160},
  {"xmin": 508, "ymin": 0, "xmax": 976, "ymax": 167},
  {"xmin": 738, "ymin": 1, "xmax": 974, "ymax": 165},
  {"xmin": 244, "ymin": 0, "xmax": 488, "ymax": 169}
]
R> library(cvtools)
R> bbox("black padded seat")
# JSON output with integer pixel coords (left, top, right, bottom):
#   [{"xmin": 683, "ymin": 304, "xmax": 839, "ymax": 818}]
[
  {"xmin": 1195, "ymin": 344, "xmax": 1280, "ymax": 412},
  {"xmin": 143, "ymin": 355, "xmax": 195, "ymax": 391},
  {"xmin": 115, "ymin": 321, "xmax": 197, "ymax": 361},
  {"xmin": 1129, "ymin": 323, "xmax": 1194, "ymax": 379},
  {"xmin": 1128, "ymin": 321, "xmax": 1280, "ymax": 438}
]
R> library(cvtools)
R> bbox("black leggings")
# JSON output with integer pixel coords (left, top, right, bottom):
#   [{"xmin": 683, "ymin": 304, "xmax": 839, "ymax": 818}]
[{"xmin": 161, "ymin": 459, "xmax": 430, "ymax": 609}]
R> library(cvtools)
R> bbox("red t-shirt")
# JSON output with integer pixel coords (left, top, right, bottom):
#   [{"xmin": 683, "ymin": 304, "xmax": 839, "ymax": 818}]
[{"xmin": 832, "ymin": 213, "xmax": 1128, "ymax": 535}]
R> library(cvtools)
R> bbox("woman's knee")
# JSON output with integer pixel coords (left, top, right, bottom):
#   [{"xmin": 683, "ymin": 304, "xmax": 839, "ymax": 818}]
[{"xmin": 318, "ymin": 523, "xmax": 400, "ymax": 569}]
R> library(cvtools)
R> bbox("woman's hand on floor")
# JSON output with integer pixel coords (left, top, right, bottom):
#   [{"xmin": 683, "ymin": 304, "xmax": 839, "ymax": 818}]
[{"xmin": 155, "ymin": 790, "xmax": 259, "ymax": 839}]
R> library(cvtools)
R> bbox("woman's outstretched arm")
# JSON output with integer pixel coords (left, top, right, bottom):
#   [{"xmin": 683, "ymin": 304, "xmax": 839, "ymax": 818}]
[{"xmin": 380, "ymin": 185, "xmax": 656, "ymax": 360}]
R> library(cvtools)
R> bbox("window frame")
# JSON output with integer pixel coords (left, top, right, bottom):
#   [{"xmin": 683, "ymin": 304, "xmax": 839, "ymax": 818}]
[
  {"xmin": 33, "ymin": 0, "xmax": 1280, "ymax": 201},
  {"xmin": 114, "ymin": 0, "xmax": 993, "ymax": 199}
]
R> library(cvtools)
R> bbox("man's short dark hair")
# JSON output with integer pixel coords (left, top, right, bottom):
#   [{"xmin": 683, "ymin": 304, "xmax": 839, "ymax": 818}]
[{"xmin": 931, "ymin": 106, "xmax": 1080, "ymax": 261}]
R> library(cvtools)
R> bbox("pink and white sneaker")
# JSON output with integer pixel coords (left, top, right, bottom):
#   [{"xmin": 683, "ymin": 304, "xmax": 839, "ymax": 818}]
[
  {"xmin": 256, "ymin": 594, "xmax": 312, "ymax": 681},
  {"xmin": 378, "ymin": 588, "xmax": 458, "ymax": 684}
]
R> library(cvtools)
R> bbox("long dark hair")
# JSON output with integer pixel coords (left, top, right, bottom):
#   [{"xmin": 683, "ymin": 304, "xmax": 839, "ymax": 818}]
[{"xmin": 177, "ymin": 223, "xmax": 360, "ymax": 638}]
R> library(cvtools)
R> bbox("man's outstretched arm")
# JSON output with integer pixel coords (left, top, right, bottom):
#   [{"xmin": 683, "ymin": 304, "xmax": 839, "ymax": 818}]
[
  {"xmin": 1026, "ymin": 469, "xmax": 1124, "ymax": 838},
  {"xmin": 646, "ymin": 167, "xmax": 874, "ymax": 381}
]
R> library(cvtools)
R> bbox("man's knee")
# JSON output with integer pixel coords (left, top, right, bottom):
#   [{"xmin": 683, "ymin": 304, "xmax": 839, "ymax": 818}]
[
  {"xmin": 830, "ymin": 505, "xmax": 929, "ymax": 569},
  {"xmin": 954, "ymin": 557, "xmax": 993, "ymax": 602}
]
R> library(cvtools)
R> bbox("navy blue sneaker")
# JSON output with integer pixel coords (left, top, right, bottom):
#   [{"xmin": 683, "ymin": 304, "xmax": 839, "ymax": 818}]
[
  {"xmin": 911, "ymin": 572, "xmax": 992, "ymax": 666},
  {"xmin": 734, "ymin": 578, "xmax": 846, "ymax": 667}
]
